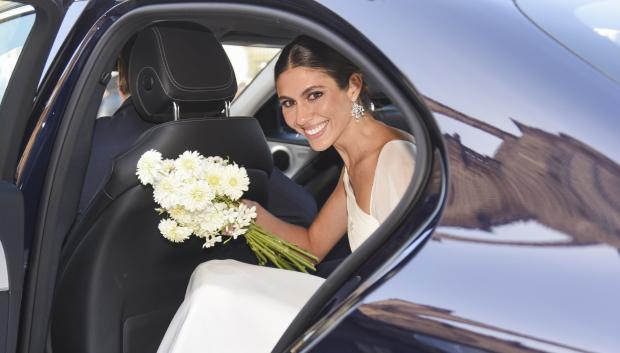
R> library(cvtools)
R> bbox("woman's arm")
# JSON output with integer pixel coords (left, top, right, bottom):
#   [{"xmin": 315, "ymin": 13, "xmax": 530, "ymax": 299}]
[{"xmin": 246, "ymin": 174, "xmax": 348, "ymax": 262}]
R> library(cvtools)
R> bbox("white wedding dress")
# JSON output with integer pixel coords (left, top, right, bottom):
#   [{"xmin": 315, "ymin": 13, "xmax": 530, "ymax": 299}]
[{"xmin": 157, "ymin": 140, "xmax": 415, "ymax": 353}]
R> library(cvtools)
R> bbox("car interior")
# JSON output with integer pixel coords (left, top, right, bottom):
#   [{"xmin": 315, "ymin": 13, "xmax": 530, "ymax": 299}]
[{"xmin": 45, "ymin": 13, "xmax": 420, "ymax": 353}]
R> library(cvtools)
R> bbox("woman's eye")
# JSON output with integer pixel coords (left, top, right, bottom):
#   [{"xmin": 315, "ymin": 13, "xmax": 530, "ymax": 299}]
[
  {"xmin": 308, "ymin": 91, "xmax": 323, "ymax": 101},
  {"xmin": 280, "ymin": 100, "xmax": 294, "ymax": 108}
]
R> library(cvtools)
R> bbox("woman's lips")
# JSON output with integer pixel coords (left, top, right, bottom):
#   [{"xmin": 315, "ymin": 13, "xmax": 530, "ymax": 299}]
[{"xmin": 303, "ymin": 121, "xmax": 328, "ymax": 139}]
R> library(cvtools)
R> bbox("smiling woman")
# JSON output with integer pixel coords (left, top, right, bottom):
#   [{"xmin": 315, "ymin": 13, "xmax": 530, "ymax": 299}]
[
  {"xmin": 156, "ymin": 35, "xmax": 416, "ymax": 353},
  {"xmin": 19, "ymin": 2, "xmax": 431, "ymax": 352}
]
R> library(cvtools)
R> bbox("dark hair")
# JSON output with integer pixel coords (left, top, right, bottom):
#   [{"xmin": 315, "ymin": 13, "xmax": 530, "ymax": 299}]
[
  {"xmin": 275, "ymin": 35, "xmax": 371, "ymax": 109},
  {"xmin": 116, "ymin": 37, "xmax": 136, "ymax": 97}
]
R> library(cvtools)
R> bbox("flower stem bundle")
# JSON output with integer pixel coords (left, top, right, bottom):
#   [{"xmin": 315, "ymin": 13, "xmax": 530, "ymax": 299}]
[{"xmin": 245, "ymin": 223, "xmax": 316, "ymax": 272}]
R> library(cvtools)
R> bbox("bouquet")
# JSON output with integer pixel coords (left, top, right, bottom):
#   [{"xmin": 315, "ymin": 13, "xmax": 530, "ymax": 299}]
[{"xmin": 136, "ymin": 150, "xmax": 317, "ymax": 272}]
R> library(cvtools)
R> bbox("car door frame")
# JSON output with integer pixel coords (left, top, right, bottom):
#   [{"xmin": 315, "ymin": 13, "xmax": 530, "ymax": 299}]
[
  {"xmin": 0, "ymin": 1, "xmax": 66, "ymax": 353},
  {"xmin": 16, "ymin": 1, "xmax": 444, "ymax": 352}
]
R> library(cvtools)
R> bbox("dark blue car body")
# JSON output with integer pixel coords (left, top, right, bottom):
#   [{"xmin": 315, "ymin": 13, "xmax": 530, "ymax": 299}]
[{"xmin": 0, "ymin": 0, "xmax": 618, "ymax": 352}]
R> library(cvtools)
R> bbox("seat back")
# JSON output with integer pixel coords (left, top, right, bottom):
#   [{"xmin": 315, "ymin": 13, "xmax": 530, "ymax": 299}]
[
  {"xmin": 52, "ymin": 22, "xmax": 273, "ymax": 353},
  {"xmin": 53, "ymin": 118, "xmax": 272, "ymax": 353}
]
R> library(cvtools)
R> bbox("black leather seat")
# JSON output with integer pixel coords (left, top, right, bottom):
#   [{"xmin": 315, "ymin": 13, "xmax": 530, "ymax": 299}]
[{"xmin": 52, "ymin": 22, "xmax": 275, "ymax": 353}]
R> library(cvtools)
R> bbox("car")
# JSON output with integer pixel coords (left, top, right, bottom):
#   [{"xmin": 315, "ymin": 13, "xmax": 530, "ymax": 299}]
[{"xmin": 0, "ymin": 0, "xmax": 618, "ymax": 352}]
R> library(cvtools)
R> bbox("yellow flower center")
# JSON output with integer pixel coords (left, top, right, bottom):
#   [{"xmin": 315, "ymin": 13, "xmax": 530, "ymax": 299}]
[
  {"xmin": 181, "ymin": 159, "xmax": 195, "ymax": 169},
  {"xmin": 208, "ymin": 175, "xmax": 221, "ymax": 186},
  {"xmin": 191, "ymin": 188, "xmax": 205, "ymax": 201},
  {"xmin": 161, "ymin": 180, "xmax": 174, "ymax": 192}
]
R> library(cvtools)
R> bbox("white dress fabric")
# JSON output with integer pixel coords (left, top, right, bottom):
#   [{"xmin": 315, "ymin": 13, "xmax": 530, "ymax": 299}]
[
  {"xmin": 345, "ymin": 140, "xmax": 416, "ymax": 250},
  {"xmin": 157, "ymin": 139, "xmax": 416, "ymax": 353}
]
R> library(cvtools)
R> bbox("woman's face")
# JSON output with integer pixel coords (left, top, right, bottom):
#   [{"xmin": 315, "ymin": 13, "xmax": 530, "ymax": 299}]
[{"xmin": 276, "ymin": 66, "xmax": 358, "ymax": 151}]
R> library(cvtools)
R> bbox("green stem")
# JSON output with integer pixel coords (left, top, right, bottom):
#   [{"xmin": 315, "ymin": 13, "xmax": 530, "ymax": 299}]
[
  {"xmin": 246, "ymin": 238, "xmax": 267, "ymax": 265},
  {"xmin": 253, "ymin": 229, "xmax": 316, "ymax": 266},
  {"xmin": 248, "ymin": 232, "xmax": 291, "ymax": 270},
  {"xmin": 244, "ymin": 222, "xmax": 317, "ymax": 272},
  {"xmin": 249, "ymin": 223, "xmax": 317, "ymax": 261}
]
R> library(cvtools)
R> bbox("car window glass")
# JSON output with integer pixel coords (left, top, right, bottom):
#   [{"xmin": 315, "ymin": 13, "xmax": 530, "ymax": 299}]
[
  {"xmin": 222, "ymin": 44, "xmax": 280, "ymax": 97},
  {"xmin": 0, "ymin": 1, "xmax": 35, "ymax": 103},
  {"xmin": 40, "ymin": 0, "xmax": 88, "ymax": 85},
  {"xmin": 97, "ymin": 71, "xmax": 122, "ymax": 118}
]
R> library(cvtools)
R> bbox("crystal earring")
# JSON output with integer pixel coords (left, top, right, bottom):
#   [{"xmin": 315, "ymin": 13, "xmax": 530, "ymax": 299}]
[{"xmin": 351, "ymin": 100, "xmax": 364, "ymax": 122}]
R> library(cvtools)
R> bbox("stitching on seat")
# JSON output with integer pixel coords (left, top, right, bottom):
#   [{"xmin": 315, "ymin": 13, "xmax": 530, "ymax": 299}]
[
  {"xmin": 152, "ymin": 27, "xmax": 235, "ymax": 92},
  {"xmin": 135, "ymin": 66, "xmax": 229, "ymax": 105}
]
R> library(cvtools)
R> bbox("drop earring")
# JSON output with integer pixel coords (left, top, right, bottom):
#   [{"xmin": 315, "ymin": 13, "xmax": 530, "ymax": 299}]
[{"xmin": 351, "ymin": 100, "xmax": 364, "ymax": 122}]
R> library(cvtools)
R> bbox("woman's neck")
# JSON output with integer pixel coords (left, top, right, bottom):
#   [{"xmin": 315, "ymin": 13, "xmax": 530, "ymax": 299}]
[{"xmin": 334, "ymin": 114, "xmax": 386, "ymax": 170}]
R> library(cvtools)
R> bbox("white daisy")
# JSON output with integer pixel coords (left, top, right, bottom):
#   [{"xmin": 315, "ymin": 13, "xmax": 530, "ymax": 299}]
[
  {"xmin": 174, "ymin": 151, "xmax": 203, "ymax": 180},
  {"xmin": 168, "ymin": 206, "xmax": 193, "ymax": 225},
  {"xmin": 158, "ymin": 218, "xmax": 192, "ymax": 243},
  {"xmin": 136, "ymin": 149, "xmax": 164, "ymax": 185},
  {"xmin": 197, "ymin": 207, "xmax": 227, "ymax": 235},
  {"xmin": 204, "ymin": 165, "xmax": 225, "ymax": 195},
  {"xmin": 222, "ymin": 164, "xmax": 250, "ymax": 200},
  {"xmin": 162, "ymin": 159, "xmax": 175, "ymax": 174},
  {"xmin": 153, "ymin": 173, "xmax": 183, "ymax": 208},
  {"xmin": 180, "ymin": 181, "xmax": 214, "ymax": 212}
]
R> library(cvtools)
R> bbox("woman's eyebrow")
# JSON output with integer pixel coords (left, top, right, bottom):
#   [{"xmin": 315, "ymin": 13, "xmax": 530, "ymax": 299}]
[
  {"xmin": 278, "ymin": 95, "xmax": 292, "ymax": 101},
  {"xmin": 301, "ymin": 85, "xmax": 325, "ymax": 96}
]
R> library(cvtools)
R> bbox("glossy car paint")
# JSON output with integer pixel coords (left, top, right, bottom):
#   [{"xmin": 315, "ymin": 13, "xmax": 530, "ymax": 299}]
[
  {"xmin": 13, "ymin": 0, "xmax": 620, "ymax": 352},
  {"xmin": 311, "ymin": 0, "xmax": 620, "ymax": 352}
]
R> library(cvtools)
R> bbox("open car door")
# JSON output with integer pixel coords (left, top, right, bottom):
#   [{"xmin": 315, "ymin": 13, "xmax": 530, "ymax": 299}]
[{"xmin": 0, "ymin": 1, "xmax": 66, "ymax": 352}]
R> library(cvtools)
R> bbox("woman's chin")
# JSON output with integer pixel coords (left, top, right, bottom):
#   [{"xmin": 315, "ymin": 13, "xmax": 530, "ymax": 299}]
[{"xmin": 307, "ymin": 138, "xmax": 332, "ymax": 152}]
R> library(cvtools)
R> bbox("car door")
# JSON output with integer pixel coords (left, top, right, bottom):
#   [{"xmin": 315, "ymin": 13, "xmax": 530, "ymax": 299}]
[{"xmin": 0, "ymin": 1, "xmax": 65, "ymax": 352}]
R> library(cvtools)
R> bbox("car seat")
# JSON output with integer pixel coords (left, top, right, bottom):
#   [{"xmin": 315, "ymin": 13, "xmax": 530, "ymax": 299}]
[{"xmin": 52, "ymin": 22, "xmax": 274, "ymax": 353}]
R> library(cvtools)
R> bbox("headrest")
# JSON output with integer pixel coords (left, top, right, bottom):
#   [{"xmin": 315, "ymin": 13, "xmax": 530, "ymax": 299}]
[{"xmin": 128, "ymin": 22, "xmax": 237, "ymax": 123}]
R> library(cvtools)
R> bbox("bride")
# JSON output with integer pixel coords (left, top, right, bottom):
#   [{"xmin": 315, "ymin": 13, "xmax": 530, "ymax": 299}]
[{"xmin": 157, "ymin": 35, "xmax": 416, "ymax": 353}]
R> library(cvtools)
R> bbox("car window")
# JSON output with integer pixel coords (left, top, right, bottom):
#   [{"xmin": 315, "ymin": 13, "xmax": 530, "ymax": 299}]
[
  {"xmin": 96, "ymin": 71, "xmax": 122, "ymax": 118},
  {"xmin": 0, "ymin": 1, "xmax": 35, "ymax": 103},
  {"xmin": 222, "ymin": 44, "xmax": 280, "ymax": 96},
  {"xmin": 96, "ymin": 44, "xmax": 281, "ymax": 118}
]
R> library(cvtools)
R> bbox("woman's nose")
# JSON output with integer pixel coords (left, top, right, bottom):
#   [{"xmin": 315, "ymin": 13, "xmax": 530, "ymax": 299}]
[{"xmin": 295, "ymin": 103, "xmax": 311, "ymax": 126}]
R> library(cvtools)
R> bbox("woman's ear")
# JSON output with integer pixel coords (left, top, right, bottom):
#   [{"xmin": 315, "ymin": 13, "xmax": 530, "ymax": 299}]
[{"xmin": 347, "ymin": 73, "xmax": 363, "ymax": 101}]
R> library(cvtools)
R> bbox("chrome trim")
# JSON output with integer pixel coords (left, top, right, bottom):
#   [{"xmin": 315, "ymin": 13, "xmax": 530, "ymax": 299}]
[
  {"xmin": 0, "ymin": 240, "xmax": 8, "ymax": 291},
  {"xmin": 172, "ymin": 101, "xmax": 179, "ymax": 120},
  {"xmin": 0, "ymin": 4, "xmax": 33, "ymax": 22},
  {"xmin": 225, "ymin": 100, "xmax": 231, "ymax": 117}
]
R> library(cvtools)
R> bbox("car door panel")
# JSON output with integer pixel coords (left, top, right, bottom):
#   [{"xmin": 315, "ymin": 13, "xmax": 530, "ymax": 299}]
[
  {"xmin": 0, "ymin": 182, "xmax": 23, "ymax": 353},
  {"xmin": 0, "ymin": 1, "xmax": 66, "ymax": 353},
  {"xmin": 267, "ymin": 141, "xmax": 317, "ymax": 179}
]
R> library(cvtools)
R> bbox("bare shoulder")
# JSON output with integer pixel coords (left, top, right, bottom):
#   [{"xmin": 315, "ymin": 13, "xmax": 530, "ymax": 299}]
[
  {"xmin": 386, "ymin": 125, "xmax": 415, "ymax": 144},
  {"xmin": 376, "ymin": 128, "xmax": 416, "ymax": 173}
]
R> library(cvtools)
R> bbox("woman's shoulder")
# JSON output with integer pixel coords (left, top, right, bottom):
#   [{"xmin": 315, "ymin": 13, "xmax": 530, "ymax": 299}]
[
  {"xmin": 377, "ymin": 136, "xmax": 416, "ymax": 166},
  {"xmin": 375, "ymin": 138, "xmax": 416, "ymax": 190}
]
